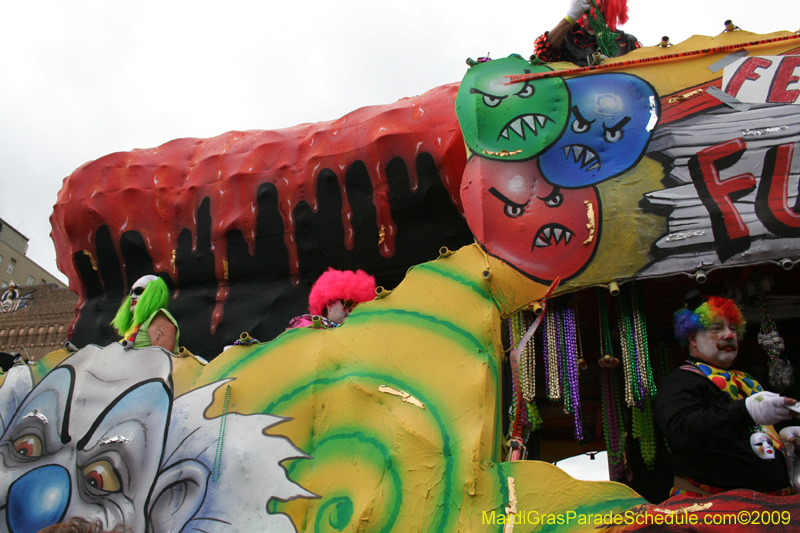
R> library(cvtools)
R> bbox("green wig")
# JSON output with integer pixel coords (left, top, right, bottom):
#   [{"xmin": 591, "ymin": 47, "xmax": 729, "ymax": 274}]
[{"xmin": 111, "ymin": 277, "xmax": 170, "ymax": 338}]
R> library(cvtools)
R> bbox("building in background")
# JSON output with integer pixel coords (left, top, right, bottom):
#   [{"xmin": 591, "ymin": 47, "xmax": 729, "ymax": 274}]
[
  {"xmin": 0, "ymin": 217, "xmax": 63, "ymax": 288},
  {"xmin": 0, "ymin": 217, "xmax": 76, "ymax": 361}
]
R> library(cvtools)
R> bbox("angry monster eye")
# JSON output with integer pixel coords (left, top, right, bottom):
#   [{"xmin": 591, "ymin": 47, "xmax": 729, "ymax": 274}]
[
  {"xmin": 13, "ymin": 435, "xmax": 43, "ymax": 458},
  {"xmin": 83, "ymin": 460, "xmax": 122, "ymax": 493},
  {"xmin": 489, "ymin": 187, "xmax": 527, "ymax": 218},
  {"xmin": 469, "ymin": 88, "xmax": 507, "ymax": 108},
  {"xmin": 570, "ymin": 106, "xmax": 594, "ymax": 134},
  {"xmin": 603, "ymin": 116, "xmax": 631, "ymax": 143},
  {"xmin": 483, "ymin": 95, "xmax": 502, "ymax": 107},
  {"xmin": 516, "ymin": 82, "xmax": 534, "ymax": 98},
  {"xmin": 539, "ymin": 187, "xmax": 564, "ymax": 208}
]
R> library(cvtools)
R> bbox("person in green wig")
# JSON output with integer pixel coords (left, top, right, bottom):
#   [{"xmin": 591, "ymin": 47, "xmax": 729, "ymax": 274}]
[{"xmin": 111, "ymin": 274, "xmax": 179, "ymax": 353}]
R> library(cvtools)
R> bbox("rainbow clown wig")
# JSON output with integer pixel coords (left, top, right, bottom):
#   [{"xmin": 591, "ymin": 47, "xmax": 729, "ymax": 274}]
[
  {"xmin": 674, "ymin": 295, "xmax": 746, "ymax": 345},
  {"xmin": 308, "ymin": 268, "xmax": 376, "ymax": 316},
  {"xmin": 111, "ymin": 275, "xmax": 170, "ymax": 338}
]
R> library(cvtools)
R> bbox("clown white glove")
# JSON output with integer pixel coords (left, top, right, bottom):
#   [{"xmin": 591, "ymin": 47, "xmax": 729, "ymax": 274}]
[
  {"xmin": 565, "ymin": 0, "xmax": 591, "ymax": 25},
  {"xmin": 746, "ymin": 391, "xmax": 793, "ymax": 426},
  {"xmin": 780, "ymin": 426, "xmax": 800, "ymax": 446}
]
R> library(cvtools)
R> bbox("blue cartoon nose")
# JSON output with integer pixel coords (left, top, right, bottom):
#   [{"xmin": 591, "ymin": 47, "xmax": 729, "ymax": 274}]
[{"xmin": 7, "ymin": 465, "xmax": 70, "ymax": 533}]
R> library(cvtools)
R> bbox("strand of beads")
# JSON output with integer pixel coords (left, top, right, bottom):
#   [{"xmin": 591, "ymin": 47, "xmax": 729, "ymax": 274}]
[
  {"xmin": 564, "ymin": 296, "xmax": 585, "ymax": 442},
  {"xmin": 615, "ymin": 289, "xmax": 636, "ymax": 407},
  {"xmin": 545, "ymin": 304, "xmax": 561, "ymax": 400},
  {"xmin": 557, "ymin": 300, "xmax": 572, "ymax": 414},
  {"xmin": 632, "ymin": 283, "xmax": 656, "ymax": 397},
  {"xmin": 598, "ymin": 289, "xmax": 624, "ymax": 477},
  {"xmin": 527, "ymin": 401, "xmax": 543, "ymax": 432},
  {"xmin": 600, "ymin": 362, "xmax": 625, "ymax": 479},
  {"xmin": 753, "ymin": 272, "xmax": 784, "ymax": 360},
  {"xmin": 520, "ymin": 310, "xmax": 536, "ymax": 403},
  {"xmin": 510, "ymin": 312, "xmax": 533, "ymax": 429},
  {"xmin": 507, "ymin": 316, "xmax": 519, "ymax": 429},
  {"xmin": 623, "ymin": 286, "xmax": 645, "ymax": 408},
  {"xmin": 631, "ymin": 397, "xmax": 657, "ymax": 469}
]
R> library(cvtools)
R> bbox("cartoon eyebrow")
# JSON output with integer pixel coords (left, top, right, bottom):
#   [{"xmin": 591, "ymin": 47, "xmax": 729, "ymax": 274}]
[
  {"xmin": 469, "ymin": 88, "xmax": 508, "ymax": 108},
  {"xmin": 23, "ymin": 410, "xmax": 48, "ymax": 425},
  {"xmin": 514, "ymin": 71, "xmax": 534, "ymax": 97},
  {"xmin": 537, "ymin": 186, "xmax": 563, "ymax": 206},
  {"xmin": 572, "ymin": 106, "xmax": 595, "ymax": 127},
  {"xmin": 603, "ymin": 116, "xmax": 631, "ymax": 135},
  {"xmin": 489, "ymin": 187, "xmax": 527, "ymax": 209}
]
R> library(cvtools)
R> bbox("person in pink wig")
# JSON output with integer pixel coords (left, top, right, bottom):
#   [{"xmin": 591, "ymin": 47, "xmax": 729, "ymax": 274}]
[{"xmin": 288, "ymin": 268, "xmax": 376, "ymax": 329}]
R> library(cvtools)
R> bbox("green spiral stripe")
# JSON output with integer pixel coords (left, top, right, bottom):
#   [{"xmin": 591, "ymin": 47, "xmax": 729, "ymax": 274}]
[
  {"xmin": 211, "ymin": 309, "xmax": 496, "ymax": 384},
  {"xmin": 313, "ymin": 496, "xmax": 353, "ymax": 532},
  {"xmin": 345, "ymin": 309, "xmax": 496, "ymax": 380},
  {"xmin": 284, "ymin": 432, "xmax": 401, "ymax": 533},
  {"xmin": 264, "ymin": 372, "xmax": 455, "ymax": 533},
  {"xmin": 412, "ymin": 262, "xmax": 500, "ymax": 313}
]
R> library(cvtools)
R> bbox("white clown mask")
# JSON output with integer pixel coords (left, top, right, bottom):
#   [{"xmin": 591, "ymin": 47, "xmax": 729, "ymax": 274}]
[
  {"xmin": 129, "ymin": 275, "xmax": 158, "ymax": 313},
  {"xmin": 750, "ymin": 431, "xmax": 776, "ymax": 460}
]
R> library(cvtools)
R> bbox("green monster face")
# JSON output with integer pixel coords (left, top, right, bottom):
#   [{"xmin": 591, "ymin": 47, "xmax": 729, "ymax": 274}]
[{"xmin": 456, "ymin": 56, "xmax": 569, "ymax": 161}]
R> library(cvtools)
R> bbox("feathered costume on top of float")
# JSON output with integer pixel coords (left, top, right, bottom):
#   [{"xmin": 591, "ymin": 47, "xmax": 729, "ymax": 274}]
[
  {"xmin": 112, "ymin": 275, "xmax": 180, "ymax": 352},
  {"xmin": 533, "ymin": 0, "xmax": 640, "ymax": 66}
]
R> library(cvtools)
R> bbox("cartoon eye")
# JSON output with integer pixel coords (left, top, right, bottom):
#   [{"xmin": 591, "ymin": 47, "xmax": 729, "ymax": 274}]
[
  {"xmin": 82, "ymin": 460, "xmax": 122, "ymax": 493},
  {"xmin": 504, "ymin": 204, "xmax": 524, "ymax": 217},
  {"xmin": 13, "ymin": 435, "xmax": 42, "ymax": 458},
  {"xmin": 489, "ymin": 187, "xmax": 527, "ymax": 219},
  {"xmin": 603, "ymin": 116, "xmax": 631, "ymax": 143},
  {"xmin": 516, "ymin": 82, "xmax": 534, "ymax": 99},
  {"xmin": 483, "ymin": 95, "xmax": 502, "ymax": 108},
  {"xmin": 570, "ymin": 106, "xmax": 594, "ymax": 134},
  {"xmin": 539, "ymin": 188, "xmax": 563, "ymax": 208},
  {"xmin": 572, "ymin": 119, "xmax": 589, "ymax": 133},
  {"xmin": 469, "ymin": 88, "xmax": 507, "ymax": 108}
]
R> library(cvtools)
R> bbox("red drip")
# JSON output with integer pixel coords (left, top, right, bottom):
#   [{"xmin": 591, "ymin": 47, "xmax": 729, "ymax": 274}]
[{"xmin": 51, "ymin": 83, "xmax": 466, "ymax": 335}]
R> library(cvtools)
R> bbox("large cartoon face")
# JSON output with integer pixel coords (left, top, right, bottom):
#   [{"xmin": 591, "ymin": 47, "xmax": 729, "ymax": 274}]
[
  {"xmin": 461, "ymin": 157, "xmax": 599, "ymax": 282},
  {"xmin": 0, "ymin": 344, "xmax": 172, "ymax": 533},
  {"xmin": 539, "ymin": 73, "xmax": 659, "ymax": 188},
  {"xmin": 456, "ymin": 56, "xmax": 569, "ymax": 161}
]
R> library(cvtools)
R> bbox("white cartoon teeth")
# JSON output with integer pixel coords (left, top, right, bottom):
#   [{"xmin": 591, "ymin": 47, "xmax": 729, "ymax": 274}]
[
  {"xmin": 533, "ymin": 224, "xmax": 574, "ymax": 248},
  {"xmin": 563, "ymin": 145, "xmax": 601, "ymax": 171},
  {"xmin": 498, "ymin": 114, "xmax": 552, "ymax": 141}
]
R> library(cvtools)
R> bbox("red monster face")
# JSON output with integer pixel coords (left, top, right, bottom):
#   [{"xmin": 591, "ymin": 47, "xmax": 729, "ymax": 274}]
[{"xmin": 461, "ymin": 157, "xmax": 600, "ymax": 283}]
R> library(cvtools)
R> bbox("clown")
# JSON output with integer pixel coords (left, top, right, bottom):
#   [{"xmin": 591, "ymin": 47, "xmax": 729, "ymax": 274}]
[
  {"xmin": 654, "ymin": 291, "xmax": 799, "ymax": 498},
  {"xmin": 111, "ymin": 275, "xmax": 179, "ymax": 353},
  {"xmin": 288, "ymin": 268, "xmax": 376, "ymax": 329}
]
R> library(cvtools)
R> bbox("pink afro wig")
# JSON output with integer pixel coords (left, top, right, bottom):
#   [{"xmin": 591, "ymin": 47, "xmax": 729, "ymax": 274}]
[
  {"xmin": 580, "ymin": 0, "xmax": 629, "ymax": 32},
  {"xmin": 308, "ymin": 268, "xmax": 376, "ymax": 316}
]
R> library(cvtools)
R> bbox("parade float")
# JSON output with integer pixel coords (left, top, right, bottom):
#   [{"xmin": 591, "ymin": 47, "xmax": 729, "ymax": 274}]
[{"xmin": 2, "ymin": 19, "xmax": 800, "ymax": 533}]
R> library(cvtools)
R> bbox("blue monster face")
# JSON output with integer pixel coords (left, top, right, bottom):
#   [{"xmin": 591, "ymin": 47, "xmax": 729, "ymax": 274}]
[{"xmin": 539, "ymin": 73, "xmax": 659, "ymax": 188}]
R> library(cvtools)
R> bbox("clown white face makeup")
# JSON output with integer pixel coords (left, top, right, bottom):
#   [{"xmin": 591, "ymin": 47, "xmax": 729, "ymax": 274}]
[
  {"xmin": 689, "ymin": 317, "xmax": 738, "ymax": 369},
  {"xmin": 750, "ymin": 431, "xmax": 776, "ymax": 460},
  {"xmin": 129, "ymin": 275, "xmax": 157, "ymax": 313},
  {"xmin": 325, "ymin": 300, "xmax": 350, "ymax": 325}
]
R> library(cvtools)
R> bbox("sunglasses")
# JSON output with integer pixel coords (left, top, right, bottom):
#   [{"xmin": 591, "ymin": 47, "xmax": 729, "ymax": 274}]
[
  {"xmin": 340, "ymin": 299, "xmax": 354, "ymax": 309},
  {"xmin": 130, "ymin": 286, "xmax": 145, "ymax": 297}
]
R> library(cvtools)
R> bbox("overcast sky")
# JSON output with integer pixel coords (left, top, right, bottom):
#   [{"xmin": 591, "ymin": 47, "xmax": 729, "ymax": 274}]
[{"xmin": 1, "ymin": 0, "xmax": 797, "ymax": 285}]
